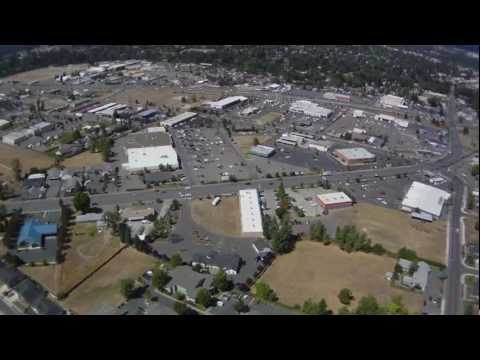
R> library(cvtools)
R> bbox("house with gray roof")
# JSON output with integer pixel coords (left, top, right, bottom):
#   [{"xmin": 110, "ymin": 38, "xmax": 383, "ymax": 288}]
[
  {"xmin": 192, "ymin": 251, "xmax": 242, "ymax": 277},
  {"xmin": 164, "ymin": 266, "xmax": 214, "ymax": 303}
]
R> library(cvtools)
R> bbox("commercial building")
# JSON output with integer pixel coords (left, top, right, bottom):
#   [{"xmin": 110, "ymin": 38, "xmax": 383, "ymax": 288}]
[
  {"xmin": 333, "ymin": 147, "xmax": 376, "ymax": 166},
  {"xmin": 290, "ymin": 100, "xmax": 333, "ymax": 118},
  {"xmin": 206, "ymin": 96, "xmax": 248, "ymax": 110},
  {"xmin": 380, "ymin": 95, "xmax": 408, "ymax": 109},
  {"xmin": 308, "ymin": 140, "xmax": 331, "ymax": 152},
  {"xmin": 323, "ymin": 92, "xmax": 351, "ymax": 102},
  {"xmin": 123, "ymin": 146, "xmax": 179, "ymax": 172},
  {"xmin": 239, "ymin": 189, "xmax": 263, "ymax": 237},
  {"xmin": 374, "ymin": 114, "xmax": 409, "ymax": 128},
  {"xmin": 240, "ymin": 106, "xmax": 260, "ymax": 116},
  {"xmin": 123, "ymin": 131, "xmax": 172, "ymax": 149},
  {"xmin": 316, "ymin": 192, "xmax": 353, "ymax": 210},
  {"xmin": 248, "ymin": 145, "xmax": 275, "ymax": 158},
  {"xmin": 353, "ymin": 110, "xmax": 365, "ymax": 118},
  {"xmin": 0, "ymin": 119, "xmax": 10, "ymax": 129},
  {"xmin": 401, "ymin": 181, "xmax": 451, "ymax": 219},
  {"xmin": 15, "ymin": 218, "xmax": 58, "ymax": 265},
  {"xmin": 160, "ymin": 112, "xmax": 197, "ymax": 128},
  {"xmin": 2, "ymin": 130, "xmax": 31, "ymax": 145},
  {"xmin": 87, "ymin": 102, "xmax": 117, "ymax": 114},
  {"xmin": 95, "ymin": 104, "xmax": 127, "ymax": 117},
  {"xmin": 26, "ymin": 121, "xmax": 54, "ymax": 135}
]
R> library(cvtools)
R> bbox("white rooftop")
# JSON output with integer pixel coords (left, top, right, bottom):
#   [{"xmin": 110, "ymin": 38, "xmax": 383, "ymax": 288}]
[
  {"xmin": 124, "ymin": 146, "xmax": 179, "ymax": 171},
  {"xmin": 401, "ymin": 181, "xmax": 451, "ymax": 217},
  {"xmin": 206, "ymin": 96, "xmax": 248, "ymax": 109},
  {"xmin": 160, "ymin": 112, "xmax": 197, "ymax": 127},
  {"xmin": 290, "ymin": 100, "xmax": 332, "ymax": 118},
  {"xmin": 147, "ymin": 126, "xmax": 166, "ymax": 133},
  {"xmin": 317, "ymin": 192, "xmax": 352, "ymax": 205},
  {"xmin": 239, "ymin": 189, "xmax": 263, "ymax": 235},
  {"xmin": 335, "ymin": 147, "xmax": 376, "ymax": 160}
]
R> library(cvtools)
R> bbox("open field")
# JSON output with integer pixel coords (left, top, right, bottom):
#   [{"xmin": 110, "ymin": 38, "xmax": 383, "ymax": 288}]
[
  {"xmin": 458, "ymin": 127, "xmax": 479, "ymax": 152},
  {"xmin": 62, "ymin": 247, "xmax": 157, "ymax": 314},
  {"xmin": 255, "ymin": 112, "xmax": 282, "ymax": 126},
  {"xmin": 260, "ymin": 241, "xmax": 424, "ymax": 313},
  {"xmin": 232, "ymin": 135, "xmax": 272, "ymax": 155},
  {"xmin": 0, "ymin": 144, "xmax": 55, "ymax": 177},
  {"xmin": 62, "ymin": 151, "xmax": 105, "ymax": 168},
  {"xmin": 4, "ymin": 64, "xmax": 89, "ymax": 82},
  {"xmin": 105, "ymin": 86, "xmax": 221, "ymax": 110},
  {"xmin": 465, "ymin": 215, "xmax": 479, "ymax": 246},
  {"xmin": 190, "ymin": 197, "xmax": 242, "ymax": 238},
  {"xmin": 332, "ymin": 203, "xmax": 447, "ymax": 264},
  {"xmin": 20, "ymin": 224, "xmax": 124, "ymax": 296}
]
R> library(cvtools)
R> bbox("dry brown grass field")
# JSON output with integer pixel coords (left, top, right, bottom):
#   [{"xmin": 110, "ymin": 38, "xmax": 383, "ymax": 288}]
[{"xmin": 260, "ymin": 241, "xmax": 424, "ymax": 313}]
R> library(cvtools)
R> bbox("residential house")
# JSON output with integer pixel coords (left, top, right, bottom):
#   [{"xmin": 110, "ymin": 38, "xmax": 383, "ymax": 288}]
[
  {"xmin": 399, "ymin": 259, "xmax": 432, "ymax": 292},
  {"xmin": 164, "ymin": 265, "xmax": 214, "ymax": 303},
  {"xmin": 61, "ymin": 175, "xmax": 82, "ymax": 194},
  {"xmin": 120, "ymin": 207, "xmax": 156, "ymax": 222},
  {"xmin": 191, "ymin": 251, "xmax": 241, "ymax": 277}
]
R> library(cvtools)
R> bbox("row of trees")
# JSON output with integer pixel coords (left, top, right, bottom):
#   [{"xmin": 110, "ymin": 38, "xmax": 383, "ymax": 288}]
[{"xmin": 310, "ymin": 221, "xmax": 386, "ymax": 255}]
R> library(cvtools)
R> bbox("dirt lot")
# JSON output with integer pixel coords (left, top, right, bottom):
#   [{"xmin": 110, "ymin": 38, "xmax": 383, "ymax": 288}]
[
  {"xmin": 332, "ymin": 203, "xmax": 447, "ymax": 264},
  {"xmin": 62, "ymin": 247, "xmax": 157, "ymax": 314},
  {"xmin": 0, "ymin": 144, "xmax": 55, "ymax": 177},
  {"xmin": 4, "ymin": 64, "xmax": 89, "ymax": 82},
  {"xmin": 465, "ymin": 215, "xmax": 479, "ymax": 245},
  {"xmin": 232, "ymin": 135, "xmax": 272, "ymax": 155},
  {"xmin": 190, "ymin": 197, "xmax": 242, "ymax": 238},
  {"xmin": 62, "ymin": 151, "xmax": 105, "ymax": 168},
  {"xmin": 105, "ymin": 86, "xmax": 220, "ymax": 110},
  {"xmin": 255, "ymin": 112, "xmax": 282, "ymax": 126},
  {"xmin": 20, "ymin": 224, "xmax": 124, "ymax": 295},
  {"xmin": 260, "ymin": 241, "xmax": 424, "ymax": 313},
  {"xmin": 458, "ymin": 127, "xmax": 479, "ymax": 152}
]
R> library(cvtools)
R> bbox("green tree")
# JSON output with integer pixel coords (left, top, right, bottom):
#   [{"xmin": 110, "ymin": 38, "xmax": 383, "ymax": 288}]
[
  {"xmin": 104, "ymin": 210, "xmax": 121, "ymax": 235},
  {"xmin": 272, "ymin": 218, "xmax": 295, "ymax": 254},
  {"xmin": 355, "ymin": 295, "xmax": 385, "ymax": 315},
  {"xmin": 120, "ymin": 279, "xmax": 135, "ymax": 300},
  {"xmin": 302, "ymin": 298, "xmax": 331, "ymax": 315},
  {"xmin": 255, "ymin": 282, "xmax": 278, "ymax": 302},
  {"xmin": 397, "ymin": 247, "xmax": 418, "ymax": 262},
  {"xmin": 212, "ymin": 270, "xmax": 233, "ymax": 292},
  {"xmin": 195, "ymin": 288, "xmax": 212, "ymax": 308},
  {"xmin": 170, "ymin": 199, "xmax": 181, "ymax": 211},
  {"xmin": 152, "ymin": 268, "xmax": 171, "ymax": 290},
  {"xmin": 169, "ymin": 253, "xmax": 183, "ymax": 268},
  {"xmin": 385, "ymin": 296, "xmax": 409, "ymax": 315},
  {"xmin": 152, "ymin": 217, "xmax": 171, "ymax": 239},
  {"xmin": 73, "ymin": 192, "xmax": 91, "ymax": 213},
  {"xmin": 234, "ymin": 299, "xmax": 249, "ymax": 314},
  {"xmin": 173, "ymin": 301, "xmax": 190, "ymax": 315},
  {"xmin": 338, "ymin": 288, "xmax": 354, "ymax": 305},
  {"xmin": 471, "ymin": 164, "xmax": 479, "ymax": 177},
  {"xmin": 337, "ymin": 306, "xmax": 351, "ymax": 315},
  {"xmin": 252, "ymin": 137, "xmax": 260, "ymax": 146}
]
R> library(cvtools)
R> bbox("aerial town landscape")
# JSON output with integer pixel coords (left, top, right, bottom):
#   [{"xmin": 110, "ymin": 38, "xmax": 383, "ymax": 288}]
[{"xmin": 0, "ymin": 45, "xmax": 478, "ymax": 316}]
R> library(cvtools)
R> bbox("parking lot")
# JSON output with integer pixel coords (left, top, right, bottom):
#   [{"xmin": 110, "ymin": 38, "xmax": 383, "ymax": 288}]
[{"xmin": 172, "ymin": 127, "xmax": 254, "ymax": 185}]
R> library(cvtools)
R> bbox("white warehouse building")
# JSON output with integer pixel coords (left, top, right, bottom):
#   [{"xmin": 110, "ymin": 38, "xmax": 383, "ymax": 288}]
[
  {"xmin": 290, "ymin": 100, "xmax": 333, "ymax": 118},
  {"xmin": 206, "ymin": 96, "xmax": 248, "ymax": 110},
  {"xmin": 2, "ymin": 130, "xmax": 31, "ymax": 145},
  {"xmin": 123, "ymin": 146, "xmax": 179, "ymax": 172},
  {"xmin": 401, "ymin": 181, "xmax": 451, "ymax": 219},
  {"xmin": 380, "ymin": 95, "xmax": 408, "ymax": 109},
  {"xmin": 239, "ymin": 189, "xmax": 263, "ymax": 238},
  {"xmin": 160, "ymin": 112, "xmax": 197, "ymax": 128}
]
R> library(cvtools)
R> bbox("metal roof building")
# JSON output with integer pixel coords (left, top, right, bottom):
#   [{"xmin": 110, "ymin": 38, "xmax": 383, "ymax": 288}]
[
  {"xmin": 380, "ymin": 95, "xmax": 408, "ymax": 109},
  {"xmin": 160, "ymin": 112, "xmax": 197, "ymax": 127},
  {"xmin": 239, "ymin": 189, "xmax": 263, "ymax": 237},
  {"xmin": 123, "ymin": 146, "xmax": 179, "ymax": 172},
  {"xmin": 289, "ymin": 100, "xmax": 333, "ymax": 118},
  {"xmin": 206, "ymin": 96, "xmax": 248, "ymax": 110},
  {"xmin": 401, "ymin": 181, "xmax": 451, "ymax": 218},
  {"xmin": 248, "ymin": 145, "xmax": 275, "ymax": 158}
]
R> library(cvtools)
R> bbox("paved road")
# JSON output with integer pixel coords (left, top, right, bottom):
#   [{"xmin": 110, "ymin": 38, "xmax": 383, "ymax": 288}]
[{"xmin": 0, "ymin": 298, "xmax": 21, "ymax": 315}]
